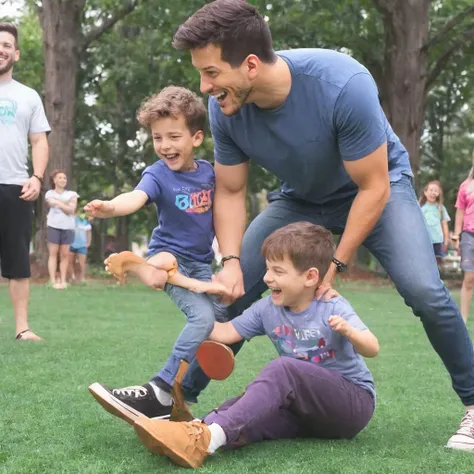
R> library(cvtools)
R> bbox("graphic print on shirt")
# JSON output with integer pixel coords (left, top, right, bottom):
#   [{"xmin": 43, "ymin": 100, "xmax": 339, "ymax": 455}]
[
  {"xmin": 271, "ymin": 324, "xmax": 335, "ymax": 363},
  {"xmin": 174, "ymin": 184, "xmax": 214, "ymax": 214},
  {"xmin": 0, "ymin": 98, "xmax": 17, "ymax": 125}
]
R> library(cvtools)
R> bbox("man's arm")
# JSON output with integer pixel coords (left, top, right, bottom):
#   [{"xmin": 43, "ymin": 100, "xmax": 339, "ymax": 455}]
[
  {"xmin": 20, "ymin": 132, "xmax": 49, "ymax": 201},
  {"xmin": 324, "ymin": 143, "xmax": 390, "ymax": 284},
  {"xmin": 214, "ymin": 161, "xmax": 249, "ymax": 301}
]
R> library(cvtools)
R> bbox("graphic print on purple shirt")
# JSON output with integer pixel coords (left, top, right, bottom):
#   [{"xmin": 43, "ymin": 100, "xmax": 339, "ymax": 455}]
[{"xmin": 135, "ymin": 159, "xmax": 215, "ymax": 263}]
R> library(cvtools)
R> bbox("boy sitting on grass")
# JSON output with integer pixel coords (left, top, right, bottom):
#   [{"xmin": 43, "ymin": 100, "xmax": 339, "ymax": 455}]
[
  {"xmin": 132, "ymin": 222, "xmax": 379, "ymax": 468},
  {"xmin": 84, "ymin": 86, "xmax": 229, "ymax": 422}
]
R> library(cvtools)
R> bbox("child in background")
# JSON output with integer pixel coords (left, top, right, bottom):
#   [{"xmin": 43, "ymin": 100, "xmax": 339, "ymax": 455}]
[
  {"xmin": 68, "ymin": 213, "xmax": 92, "ymax": 283},
  {"xmin": 85, "ymin": 86, "xmax": 229, "ymax": 422},
  {"xmin": 419, "ymin": 180, "xmax": 450, "ymax": 261},
  {"xmin": 45, "ymin": 169, "xmax": 78, "ymax": 289},
  {"xmin": 132, "ymin": 222, "xmax": 379, "ymax": 469}
]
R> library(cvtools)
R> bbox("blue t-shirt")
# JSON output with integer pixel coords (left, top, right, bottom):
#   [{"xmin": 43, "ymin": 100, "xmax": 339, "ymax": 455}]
[
  {"xmin": 210, "ymin": 48, "xmax": 412, "ymax": 204},
  {"xmin": 135, "ymin": 159, "xmax": 215, "ymax": 263},
  {"xmin": 421, "ymin": 203, "xmax": 450, "ymax": 244},
  {"xmin": 232, "ymin": 295, "xmax": 375, "ymax": 397},
  {"xmin": 71, "ymin": 217, "xmax": 91, "ymax": 249}
]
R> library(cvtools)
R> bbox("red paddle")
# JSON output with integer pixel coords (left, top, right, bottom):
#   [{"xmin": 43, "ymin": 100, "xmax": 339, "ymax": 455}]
[{"xmin": 196, "ymin": 341, "xmax": 235, "ymax": 380}]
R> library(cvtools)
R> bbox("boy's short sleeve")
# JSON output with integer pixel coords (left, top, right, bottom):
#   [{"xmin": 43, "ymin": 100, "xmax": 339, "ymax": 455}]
[
  {"xmin": 332, "ymin": 297, "xmax": 368, "ymax": 332},
  {"xmin": 209, "ymin": 98, "xmax": 249, "ymax": 166},
  {"xmin": 334, "ymin": 73, "xmax": 387, "ymax": 162},
  {"xmin": 135, "ymin": 167, "xmax": 162, "ymax": 204},
  {"xmin": 455, "ymin": 183, "xmax": 467, "ymax": 210},
  {"xmin": 231, "ymin": 299, "xmax": 266, "ymax": 340}
]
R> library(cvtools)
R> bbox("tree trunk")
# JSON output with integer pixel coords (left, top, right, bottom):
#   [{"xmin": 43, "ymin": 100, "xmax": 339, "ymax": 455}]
[
  {"xmin": 374, "ymin": 0, "xmax": 430, "ymax": 180},
  {"xmin": 35, "ymin": 0, "xmax": 84, "ymax": 272}
]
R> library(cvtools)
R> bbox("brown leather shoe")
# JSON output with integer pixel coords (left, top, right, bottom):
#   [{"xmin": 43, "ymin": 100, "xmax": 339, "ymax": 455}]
[{"xmin": 134, "ymin": 417, "xmax": 211, "ymax": 468}]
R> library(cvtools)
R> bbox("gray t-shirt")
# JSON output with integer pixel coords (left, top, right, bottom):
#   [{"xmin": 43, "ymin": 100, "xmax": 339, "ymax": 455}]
[
  {"xmin": 45, "ymin": 189, "xmax": 78, "ymax": 230},
  {"xmin": 232, "ymin": 295, "xmax": 375, "ymax": 397},
  {"xmin": 0, "ymin": 79, "xmax": 50, "ymax": 185}
]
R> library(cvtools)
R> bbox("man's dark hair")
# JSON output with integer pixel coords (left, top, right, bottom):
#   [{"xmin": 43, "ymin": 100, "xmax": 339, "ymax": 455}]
[
  {"xmin": 172, "ymin": 0, "xmax": 277, "ymax": 67},
  {"xmin": 0, "ymin": 22, "xmax": 19, "ymax": 49}
]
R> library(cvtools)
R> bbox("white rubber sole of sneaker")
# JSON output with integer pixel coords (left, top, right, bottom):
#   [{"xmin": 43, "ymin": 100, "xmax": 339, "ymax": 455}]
[
  {"xmin": 88, "ymin": 383, "xmax": 170, "ymax": 426},
  {"xmin": 446, "ymin": 440, "xmax": 474, "ymax": 452}
]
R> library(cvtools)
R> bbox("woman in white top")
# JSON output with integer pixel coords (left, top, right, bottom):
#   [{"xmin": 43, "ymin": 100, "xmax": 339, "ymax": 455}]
[{"xmin": 45, "ymin": 169, "xmax": 78, "ymax": 289}]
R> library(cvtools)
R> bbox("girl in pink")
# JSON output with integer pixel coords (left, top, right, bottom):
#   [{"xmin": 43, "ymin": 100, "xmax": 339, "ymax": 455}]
[{"xmin": 454, "ymin": 151, "xmax": 474, "ymax": 322}]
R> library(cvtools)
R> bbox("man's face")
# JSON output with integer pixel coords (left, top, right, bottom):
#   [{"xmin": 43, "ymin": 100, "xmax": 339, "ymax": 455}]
[
  {"xmin": 191, "ymin": 44, "xmax": 254, "ymax": 116},
  {"xmin": 0, "ymin": 32, "xmax": 19, "ymax": 76}
]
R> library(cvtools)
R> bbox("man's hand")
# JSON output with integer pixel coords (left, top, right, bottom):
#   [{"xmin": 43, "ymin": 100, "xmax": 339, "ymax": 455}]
[
  {"xmin": 20, "ymin": 176, "xmax": 41, "ymax": 201},
  {"xmin": 84, "ymin": 200, "xmax": 114, "ymax": 219},
  {"xmin": 315, "ymin": 265, "xmax": 339, "ymax": 301},
  {"xmin": 328, "ymin": 315, "xmax": 353, "ymax": 338},
  {"xmin": 215, "ymin": 259, "xmax": 244, "ymax": 304}
]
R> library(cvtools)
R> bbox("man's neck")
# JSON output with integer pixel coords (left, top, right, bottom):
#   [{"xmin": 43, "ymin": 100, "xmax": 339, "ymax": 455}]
[
  {"xmin": 0, "ymin": 70, "xmax": 13, "ymax": 83},
  {"xmin": 249, "ymin": 57, "xmax": 292, "ymax": 110}
]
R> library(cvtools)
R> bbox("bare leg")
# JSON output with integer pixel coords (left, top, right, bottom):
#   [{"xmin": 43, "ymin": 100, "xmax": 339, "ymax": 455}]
[
  {"xmin": 104, "ymin": 251, "xmax": 230, "ymax": 295},
  {"xmin": 77, "ymin": 254, "xmax": 87, "ymax": 282},
  {"xmin": 461, "ymin": 271, "xmax": 474, "ymax": 323},
  {"xmin": 67, "ymin": 253, "xmax": 75, "ymax": 283},
  {"xmin": 10, "ymin": 278, "xmax": 42, "ymax": 341},
  {"xmin": 58, "ymin": 244, "xmax": 71, "ymax": 287},
  {"xmin": 47, "ymin": 243, "xmax": 59, "ymax": 285}
]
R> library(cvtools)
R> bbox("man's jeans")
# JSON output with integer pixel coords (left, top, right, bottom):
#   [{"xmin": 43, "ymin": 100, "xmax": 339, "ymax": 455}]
[{"xmin": 182, "ymin": 176, "xmax": 474, "ymax": 406}]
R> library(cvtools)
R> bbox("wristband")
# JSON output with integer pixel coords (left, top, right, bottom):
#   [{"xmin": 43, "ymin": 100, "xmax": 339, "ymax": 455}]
[
  {"xmin": 332, "ymin": 257, "xmax": 347, "ymax": 273},
  {"xmin": 32, "ymin": 174, "xmax": 43, "ymax": 184},
  {"xmin": 221, "ymin": 255, "xmax": 240, "ymax": 266}
]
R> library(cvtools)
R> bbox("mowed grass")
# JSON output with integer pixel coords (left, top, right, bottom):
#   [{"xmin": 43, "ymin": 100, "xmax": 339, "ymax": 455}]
[{"xmin": 1, "ymin": 280, "xmax": 474, "ymax": 474}]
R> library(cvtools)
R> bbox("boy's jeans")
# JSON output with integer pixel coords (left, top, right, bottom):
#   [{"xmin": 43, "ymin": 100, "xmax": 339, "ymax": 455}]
[
  {"xmin": 182, "ymin": 175, "xmax": 474, "ymax": 406},
  {"xmin": 150, "ymin": 256, "xmax": 215, "ymax": 395}
]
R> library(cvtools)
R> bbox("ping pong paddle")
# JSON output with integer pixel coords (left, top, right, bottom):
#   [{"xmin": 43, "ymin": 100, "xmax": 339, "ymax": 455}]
[{"xmin": 196, "ymin": 340, "xmax": 235, "ymax": 380}]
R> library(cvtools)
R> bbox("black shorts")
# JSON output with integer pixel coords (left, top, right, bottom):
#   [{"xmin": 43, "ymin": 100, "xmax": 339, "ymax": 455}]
[{"xmin": 0, "ymin": 184, "xmax": 33, "ymax": 279}]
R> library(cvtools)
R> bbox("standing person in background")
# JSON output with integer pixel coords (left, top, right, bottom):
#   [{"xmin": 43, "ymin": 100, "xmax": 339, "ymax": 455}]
[
  {"xmin": 0, "ymin": 22, "xmax": 50, "ymax": 341},
  {"xmin": 419, "ymin": 180, "xmax": 451, "ymax": 263},
  {"xmin": 453, "ymin": 151, "xmax": 474, "ymax": 323},
  {"xmin": 68, "ymin": 213, "xmax": 92, "ymax": 283},
  {"xmin": 45, "ymin": 169, "xmax": 78, "ymax": 289}
]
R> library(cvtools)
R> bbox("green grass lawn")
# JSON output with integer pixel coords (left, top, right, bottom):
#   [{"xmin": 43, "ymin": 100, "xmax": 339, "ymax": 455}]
[{"xmin": 1, "ymin": 280, "xmax": 473, "ymax": 474}]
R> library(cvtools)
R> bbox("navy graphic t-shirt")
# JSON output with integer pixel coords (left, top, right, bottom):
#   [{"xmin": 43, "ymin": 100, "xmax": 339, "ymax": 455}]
[{"xmin": 135, "ymin": 159, "xmax": 215, "ymax": 263}]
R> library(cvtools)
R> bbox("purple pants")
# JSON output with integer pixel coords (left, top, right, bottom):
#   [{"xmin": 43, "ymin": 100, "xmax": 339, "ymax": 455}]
[{"xmin": 204, "ymin": 357, "xmax": 374, "ymax": 448}]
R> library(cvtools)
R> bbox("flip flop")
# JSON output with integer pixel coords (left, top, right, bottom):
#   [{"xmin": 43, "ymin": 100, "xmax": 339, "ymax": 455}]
[{"xmin": 15, "ymin": 329, "xmax": 43, "ymax": 341}]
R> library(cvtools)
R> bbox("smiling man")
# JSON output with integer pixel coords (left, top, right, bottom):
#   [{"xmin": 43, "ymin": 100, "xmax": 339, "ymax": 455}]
[
  {"xmin": 0, "ymin": 22, "xmax": 50, "ymax": 341},
  {"xmin": 170, "ymin": 0, "xmax": 474, "ymax": 451}
]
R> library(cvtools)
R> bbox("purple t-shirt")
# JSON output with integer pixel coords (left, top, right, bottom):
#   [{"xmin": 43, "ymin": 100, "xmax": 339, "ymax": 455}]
[
  {"xmin": 232, "ymin": 295, "xmax": 375, "ymax": 397},
  {"xmin": 135, "ymin": 159, "xmax": 215, "ymax": 263}
]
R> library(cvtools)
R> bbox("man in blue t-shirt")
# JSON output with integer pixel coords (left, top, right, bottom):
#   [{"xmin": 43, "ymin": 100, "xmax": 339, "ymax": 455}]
[
  {"xmin": 168, "ymin": 0, "xmax": 474, "ymax": 451},
  {"xmin": 84, "ymin": 86, "xmax": 229, "ymax": 423}
]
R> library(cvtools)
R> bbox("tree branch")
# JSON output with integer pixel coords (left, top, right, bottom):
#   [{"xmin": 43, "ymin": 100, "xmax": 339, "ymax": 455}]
[
  {"xmin": 80, "ymin": 0, "xmax": 139, "ymax": 51},
  {"xmin": 423, "ymin": 5, "xmax": 474, "ymax": 51},
  {"xmin": 426, "ymin": 24, "xmax": 474, "ymax": 91}
]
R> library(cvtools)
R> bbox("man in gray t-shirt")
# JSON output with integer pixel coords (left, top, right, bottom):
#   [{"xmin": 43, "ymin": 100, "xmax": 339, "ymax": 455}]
[{"xmin": 0, "ymin": 23, "xmax": 50, "ymax": 341}]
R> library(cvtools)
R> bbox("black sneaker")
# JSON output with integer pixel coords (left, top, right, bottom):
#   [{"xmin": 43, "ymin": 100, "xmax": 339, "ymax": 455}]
[{"xmin": 88, "ymin": 382, "xmax": 172, "ymax": 426}]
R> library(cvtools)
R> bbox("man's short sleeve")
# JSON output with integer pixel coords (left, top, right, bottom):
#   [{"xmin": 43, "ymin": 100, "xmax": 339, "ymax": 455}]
[
  {"xmin": 135, "ymin": 167, "xmax": 162, "ymax": 204},
  {"xmin": 29, "ymin": 91, "xmax": 51, "ymax": 134},
  {"xmin": 231, "ymin": 299, "xmax": 266, "ymax": 340},
  {"xmin": 209, "ymin": 98, "xmax": 249, "ymax": 166},
  {"xmin": 334, "ymin": 73, "xmax": 386, "ymax": 161},
  {"xmin": 456, "ymin": 183, "xmax": 467, "ymax": 210}
]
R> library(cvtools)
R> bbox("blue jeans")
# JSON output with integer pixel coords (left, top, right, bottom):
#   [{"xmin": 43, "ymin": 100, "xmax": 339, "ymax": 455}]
[
  {"xmin": 150, "ymin": 256, "xmax": 216, "ymax": 394},
  {"xmin": 183, "ymin": 176, "xmax": 474, "ymax": 406}
]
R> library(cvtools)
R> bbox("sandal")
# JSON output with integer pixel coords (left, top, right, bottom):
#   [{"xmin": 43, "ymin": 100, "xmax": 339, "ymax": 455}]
[{"xmin": 15, "ymin": 329, "xmax": 43, "ymax": 341}]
